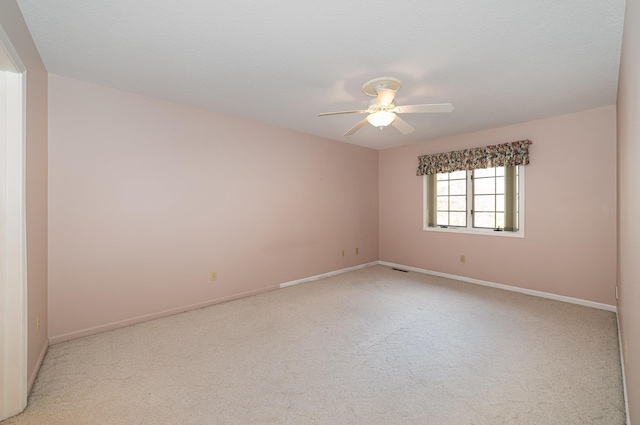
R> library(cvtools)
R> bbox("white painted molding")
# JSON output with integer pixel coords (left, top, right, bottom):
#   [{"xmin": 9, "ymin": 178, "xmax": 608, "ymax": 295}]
[
  {"xmin": 0, "ymin": 27, "xmax": 27, "ymax": 421},
  {"xmin": 279, "ymin": 262, "xmax": 378, "ymax": 289},
  {"xmin": 617, "ymin": 314, "xmax": 631, "ymax": 424},
  {"xmin": 378, "ymin": 261, "xmax": 617, "ymax": 312},
  {"xmin": 51, "ymin": 258, "xmax": 615, "ymax": 351},
  {"xmin": 51, "ymin": 262, "xmax": 379, "ymax": 345},
  {"xmin": 49, "ymin": 285, "xmax": 280, "ymax": 345},
  {"xmin": 28, "ymin": 340, "xmax": 48, "ymax": 394}
]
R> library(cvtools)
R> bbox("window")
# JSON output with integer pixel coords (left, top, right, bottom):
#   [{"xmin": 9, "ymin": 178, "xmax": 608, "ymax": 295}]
[
  {"xmin": 436, "ymin": 170, "xmax": 467, "ymax": 227},
  {"xmin": 424, "ymin": 165, "xmax": 523, "ymax": 236},
  {"xmin": 472, "ymin": 166, "xmax": 519, "ymax": 230},
  {"xmin": 417, "ymin": 139, "xmax": 531, "ymax": 237}
]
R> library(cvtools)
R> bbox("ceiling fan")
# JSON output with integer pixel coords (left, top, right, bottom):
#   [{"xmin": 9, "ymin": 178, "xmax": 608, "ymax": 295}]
[{"xmin": 318, "ymin": 77, "xmax": 453, "ymax": 136}]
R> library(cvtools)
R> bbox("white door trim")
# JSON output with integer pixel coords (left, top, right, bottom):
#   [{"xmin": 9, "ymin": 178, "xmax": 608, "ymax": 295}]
[{"xmin": 0, "ymin": 25, "xmax": 28, "ymax": 421}]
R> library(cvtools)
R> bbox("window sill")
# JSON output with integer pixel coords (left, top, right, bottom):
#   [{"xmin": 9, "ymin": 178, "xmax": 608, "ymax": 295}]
[{"xmin": 423, "ymin": 226, "xmax": 524, "ymax": 238}]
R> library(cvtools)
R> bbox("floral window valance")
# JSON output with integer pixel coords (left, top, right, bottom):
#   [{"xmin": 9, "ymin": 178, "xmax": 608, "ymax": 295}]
[{"xmin": 416, "ymin": 139, "xmax": 532, "ymax": 176}]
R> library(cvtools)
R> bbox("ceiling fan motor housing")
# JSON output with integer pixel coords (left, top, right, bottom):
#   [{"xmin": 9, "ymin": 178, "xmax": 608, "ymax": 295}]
[
  {"xmin": 367, "ymin": 98, "xmax": 395, "ymax": 112},
  {"xmin": 361, "ymin": 77, "xmax": 402, "ymax": 97}
]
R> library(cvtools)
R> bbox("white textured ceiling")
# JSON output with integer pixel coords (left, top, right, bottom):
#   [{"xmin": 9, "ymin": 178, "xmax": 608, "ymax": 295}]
[{"xmin": 16, "ymin": 0, "xmax": 625, "ymax": 150}]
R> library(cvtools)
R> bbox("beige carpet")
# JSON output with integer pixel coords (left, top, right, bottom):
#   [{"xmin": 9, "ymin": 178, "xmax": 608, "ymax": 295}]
[{"xmin": 3, "ymin": 266, "xmax": 626, "ymax": 424}]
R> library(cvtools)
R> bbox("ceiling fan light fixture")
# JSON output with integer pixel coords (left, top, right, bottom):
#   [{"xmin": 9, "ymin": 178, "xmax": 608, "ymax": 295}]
[
  {"xmin": 318, "ymin": 77, "xmax": 453, "ymax": 136},
  {"xmin": 367, "ymin": 110, "xmax": 396, "ymax": 128}
]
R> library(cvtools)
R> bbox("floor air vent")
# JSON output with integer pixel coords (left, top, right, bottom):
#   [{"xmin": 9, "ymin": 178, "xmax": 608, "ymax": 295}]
[{"xmin": 391, "ymin": 268, "xmax": 409, "ymax": 273}]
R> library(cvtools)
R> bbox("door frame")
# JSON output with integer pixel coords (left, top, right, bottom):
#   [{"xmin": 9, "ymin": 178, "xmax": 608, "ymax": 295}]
[{"xmin": 0, "ymin": 25, "xmax": 28, "ymax": 421}]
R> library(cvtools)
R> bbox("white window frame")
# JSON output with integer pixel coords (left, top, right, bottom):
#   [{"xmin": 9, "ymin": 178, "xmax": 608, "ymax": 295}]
[{"xmin": 423, "ymin": 166, "xmax": 525, "ymax": 238}]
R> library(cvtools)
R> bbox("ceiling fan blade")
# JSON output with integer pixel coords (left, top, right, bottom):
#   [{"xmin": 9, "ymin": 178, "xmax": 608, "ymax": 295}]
[
  {"xmin": 318, "ymin": 110, "xmax": 368, "ymax": 116},
  {"xmin": 376, "ymin": 88, "xmax": 397, "ymax": 107},
  {"xmin": 391, "ymin": 116, "xmax": 415, "ymax": 134},
  {"xmin": 344, "ymin": 118, "xmax": 369, "ymax": 136},
  {"xmin": 393, "ymin": 103, "xmax": 454, "ymax": 114}
]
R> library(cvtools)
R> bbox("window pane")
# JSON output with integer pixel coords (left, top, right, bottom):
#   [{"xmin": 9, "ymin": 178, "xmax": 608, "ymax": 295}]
[
  {"xmin": 437, "ymin": 197, "xmax": 449, "ymax": 210},
  {"xmin": 496, "ymin": 195, "xmax": 504, "ymax": 211},
  {"xmin": 437, "ymin": 212, "xmax": 449, "ymax": 226},
  {"xmin": 495, "ymin": 167, "xmax": 505, "ymax": 176},
  {"xmin": 496, "ymin": 177, "xmax": 505, "ymax": 194},
  {"xmin": 474, "ymin": 168, "xmax": 495, "ymax": 178},
  {"xmin": 496, "ymin": 213, "xmax": 505, "ymax": 228},
  {"xmin": 437, "ymin": 181, "xmax": 449, "ymax": 195},
  {"xmin": 449, "ymin": 180, "xmax": 466, "ymax": 195},
  {"xmin": 474, "ymin": 212, "xmax": 495, "ymax": 228},
  {"xmin": 450, "ymin": 212, "xmax": 466, "ymax": 226},
  {"xmin": 449, "ymin": 196, "xmax": 466, "ymax": 211},
  {"xmin": 474, "ymin": 195, "xmax": 495, "ymax": 212},
  {"xmin": 474, "ymin": 178, "xmax": 495, "ymax": 195},
  {"xmin": 450, "ymin": 170, "xmax": 466, "ymax": 179}
]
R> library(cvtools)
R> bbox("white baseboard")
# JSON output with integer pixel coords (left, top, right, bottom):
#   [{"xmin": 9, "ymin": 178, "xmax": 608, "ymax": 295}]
[
  {"xmin": 28, "ymin": 339, "xmax": 48, "ymax": 394},
  {"xmin": 49, "ymin": 285, "xmax": 280, "ymax": 345},
  {"xmin": 617, "ymin": 313, "xmax": 631, "ymax": 425},
  {"xmin": 50, "ymin": 260, "xmax": 615, "ymax": 348},
  {"xmin": 51, "ymin": 263, "xmax": 380, "ymax": 345},
  {"xmin": 51, "ymin": 262, "xmax": 380, "ymax": 344},
  {"xmin": 280, "ymin": 262, "xmax": 378, "ymax": 288},
  {"xmin": 378, "ymin": 261, "xmax": 617, "ymax": 312}
]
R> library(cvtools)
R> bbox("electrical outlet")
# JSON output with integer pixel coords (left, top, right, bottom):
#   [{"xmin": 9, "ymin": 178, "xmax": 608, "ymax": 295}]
[
  {"xmin": 342, "ymin": 249, "xmax": 345, "ymax": 257},
  {"xmin": 36, "ymin": 314, "xmax": 40, "ymax": 331},
  {"xmin": 356, "ymin": 247, "xmax": 359, "ymax": 255},
  {"xmin": 460, "ymin": 255, "xmax": 466, "ymax": 263},
  {"xmin": 210, "ymin": 271, "xmax": 218, "ymax": 281}
]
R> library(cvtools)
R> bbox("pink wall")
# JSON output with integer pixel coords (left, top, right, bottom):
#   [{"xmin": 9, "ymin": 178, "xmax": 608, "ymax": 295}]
[
  {"xmin": 617, "ymin": 0, "xmax": 640, "ymax": 420},
  {"xmin": 48, "ymin": 74, "xmax": 379, "ymax": 341},
  {"xmin": 379, "ymin": 106, "xmax": 617, "ymax": 306},
  {"xmin": 0, "ymin": 1, "xmax": 49, "ymax": 389}
]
